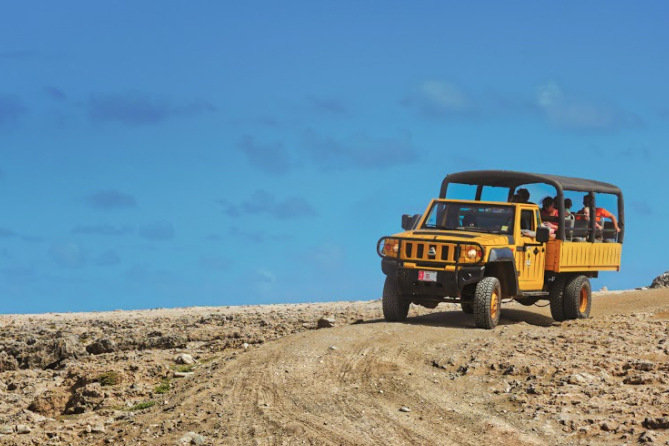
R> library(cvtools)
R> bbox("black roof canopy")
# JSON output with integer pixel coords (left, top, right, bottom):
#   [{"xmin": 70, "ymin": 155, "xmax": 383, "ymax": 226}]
[
  {"xmin": 440, "ymin": 170, "xmax": 621, "ymax": 197},
  {"xmin": 439, "ymin": 170, "xmax": 625, "ymax": 243}
]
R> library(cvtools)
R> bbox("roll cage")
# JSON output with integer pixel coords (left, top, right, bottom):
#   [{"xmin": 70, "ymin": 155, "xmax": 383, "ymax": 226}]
[{"xmin": 439, "ymin": 170, "xmax": 625, "ymax": 243}]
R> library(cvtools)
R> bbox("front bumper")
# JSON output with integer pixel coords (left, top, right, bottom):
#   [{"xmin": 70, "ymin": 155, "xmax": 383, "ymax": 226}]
[{"xmin": 381, "ymin": 258, "xmax": 485, "ymax": 298}]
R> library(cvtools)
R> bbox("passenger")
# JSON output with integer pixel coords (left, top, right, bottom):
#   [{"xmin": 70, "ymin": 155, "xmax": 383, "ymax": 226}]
[
  {"xmin": 541, "ymin": 196, "xmax": 558, "ymax": 219},
  {"xmin": 510, "ymin": 193, "xmax": 523, "ymax": 203},
  {"xmin": 564, "ymin": 198, "xmax": 575, "ymax": 220},
  {"xmin": 577, "ymin": 194, "xmax": 621, "ymax": 232},
  {"xmin": 539, "ymin": 197, "xmax": 558, "ymax": 233},
  {"xmin": 516, "ymin": 188, "xmax": 531, "ymax": 203}
]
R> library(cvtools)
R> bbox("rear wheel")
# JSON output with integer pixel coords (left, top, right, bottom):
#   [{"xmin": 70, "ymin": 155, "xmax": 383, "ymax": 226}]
[
  {"xmin": 382, "ymin": 277, "xmax": 410, "ymax": 322},
  {"xmin": 474, "ymin": 277, "xmax": 502, "ymax": 329},
  {"xmin": 564, "ymin": 275, "xmax": 591, "ymax": 319},
  {"xmin": 549, "ymin": 275, "xmax": 570, "ymax": 322}
]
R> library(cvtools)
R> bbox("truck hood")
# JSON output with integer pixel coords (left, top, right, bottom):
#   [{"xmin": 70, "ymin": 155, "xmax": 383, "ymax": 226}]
[{"xmin": 392, "ymin": 229, "xmax": 513, "ymax": 245}]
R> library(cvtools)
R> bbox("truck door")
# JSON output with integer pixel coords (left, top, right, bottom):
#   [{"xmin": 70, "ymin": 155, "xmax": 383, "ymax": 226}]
[{"xmin": 515, "ymin": 208, "xmax": 547, "ymax": 291}]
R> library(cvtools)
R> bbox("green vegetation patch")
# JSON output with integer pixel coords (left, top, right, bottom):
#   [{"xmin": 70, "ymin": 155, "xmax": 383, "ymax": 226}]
[
  {"xmin": 154, "ymin": 378, "xmax": 171, "ymax": 394},
  {"xmin": 127, "ymin": 401, "xmax": 156, "ymax": 411},
  {"xmin": 98, "ymin": 371, "xmax": 120, "ymax": 386},
  {"xmin": 172, "ymin": 364, "xmax": 195, "ymax": 373}
]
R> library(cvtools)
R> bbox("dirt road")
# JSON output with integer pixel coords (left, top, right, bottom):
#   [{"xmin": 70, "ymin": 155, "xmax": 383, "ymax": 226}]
[{"xmin": 86, "ymin": 288, "xmax": 669, "ymax": 446}]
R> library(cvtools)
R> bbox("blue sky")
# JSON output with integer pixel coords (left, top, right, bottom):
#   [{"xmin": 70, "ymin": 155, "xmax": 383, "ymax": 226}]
[{"xmin": 1, "ymin": 2, "xmax": 667, "ymax": 313}]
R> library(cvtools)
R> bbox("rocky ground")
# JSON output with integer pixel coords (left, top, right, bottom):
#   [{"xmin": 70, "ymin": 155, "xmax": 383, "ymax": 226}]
[{"xmin": 1, "ymin": 283, "xmax": 669, "ymax": 445}]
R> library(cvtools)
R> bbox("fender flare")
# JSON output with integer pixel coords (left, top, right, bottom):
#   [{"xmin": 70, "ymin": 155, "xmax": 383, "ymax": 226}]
[{"xmin": 486, "ymin": 248, "xmax": 519, "ymax": 297}]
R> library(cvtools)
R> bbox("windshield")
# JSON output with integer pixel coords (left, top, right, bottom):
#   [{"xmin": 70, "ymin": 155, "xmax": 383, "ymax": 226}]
[{"xmin": 422, "ymin": 202, "xmax": 515, "ymax": 235}]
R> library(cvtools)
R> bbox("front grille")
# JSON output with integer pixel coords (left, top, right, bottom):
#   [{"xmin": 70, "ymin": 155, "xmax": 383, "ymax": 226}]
[
  {"xmin": 401, "ymin": 241, "xmax": 456, "ymax": 263},
  {"xmin": 440, "ymin": 246, "xmax": 449, "ymax": 261}
]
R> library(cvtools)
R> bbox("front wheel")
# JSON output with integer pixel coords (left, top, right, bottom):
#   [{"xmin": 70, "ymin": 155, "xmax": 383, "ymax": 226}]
[
  {"xmin": 473, "ymin": 277, "xmax": 502, "ymax": 329},
  {"xmin": 382, "ymin": 277, "xmax": 410, "ymax": 322},
  {"xmin": 563, "ymin": 275, "xmax": 591, "ymax": 319}
]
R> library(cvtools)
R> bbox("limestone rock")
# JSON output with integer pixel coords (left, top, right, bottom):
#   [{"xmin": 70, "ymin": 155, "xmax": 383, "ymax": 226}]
[
  {"xmin": 177, "ymin": 432, "xmax": 205, "ymax": 445},
  {"xmin": 86, "ymin": 338, "xmax": 117, "ymax": 355},
  {"xmin": 28, "ymin": 389, "xmax": 70, "ymax": 418},
  {"xmin": 175, "ymin": 353, "xmax": 194, "ymax": 365},
  {"xmin": 643, "ymin": 417, "xmax": 669, "ymax": 430},
  {"xmin": 650, "ymin": 271, "xmax": 669, "ymax": 289},
  {"xmin": 15, "ymin": 424, "xmax": 31, "ymax": 434},
  {"xmin": 317, "ymin": 317, "xmax": 336, "ymax": 329}
]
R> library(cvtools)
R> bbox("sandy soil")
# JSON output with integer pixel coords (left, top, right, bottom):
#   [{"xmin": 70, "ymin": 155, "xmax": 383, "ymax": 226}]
[{"xmin": 2, "ymin": 288, "xmax": 669, "ymax": 445}]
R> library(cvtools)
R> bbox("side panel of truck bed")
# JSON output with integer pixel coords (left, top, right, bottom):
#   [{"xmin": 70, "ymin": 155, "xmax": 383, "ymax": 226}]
[{"xmin": 546, "ymin": 240, "xmax": 622, "ymax": 272}]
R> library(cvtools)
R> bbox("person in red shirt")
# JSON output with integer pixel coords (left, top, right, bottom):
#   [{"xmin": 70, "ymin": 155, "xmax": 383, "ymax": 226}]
[
  {"xmin": 578, "ymin": 194, "xmax": 620, "ymax": 232},
  {"xmin": 540, "ymin": 196, "xmax": 558, "ymax": 219},
  {"xmin": 540, "ymin": 196, "xmax": 558, "ymax": 233}
]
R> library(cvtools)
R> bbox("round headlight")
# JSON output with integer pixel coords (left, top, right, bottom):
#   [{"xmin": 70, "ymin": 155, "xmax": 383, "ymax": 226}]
[{"xmin": 467, "ymin": 249, "xmax": 478, "ymax": 258}]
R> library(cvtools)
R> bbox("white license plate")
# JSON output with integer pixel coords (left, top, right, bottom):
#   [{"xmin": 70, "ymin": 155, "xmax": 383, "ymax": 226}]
[{"xmin": 418, "ymin": 270, "xmax": 437, "ymax": 282}]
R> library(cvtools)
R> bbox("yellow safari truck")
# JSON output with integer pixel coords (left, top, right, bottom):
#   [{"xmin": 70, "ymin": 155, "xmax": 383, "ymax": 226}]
[{"xmin": 377, "ymin": 170, "xmax": 624, "ymax": 329}]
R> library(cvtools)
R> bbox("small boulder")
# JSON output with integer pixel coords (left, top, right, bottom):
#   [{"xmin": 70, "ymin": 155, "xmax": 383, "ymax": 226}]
[
  {"xmin": 28, "ymin": 389, "xmax": 70, "ymax": 417},
  {"xmin": 567, "ymin": 373, "xmax": 596, "ymax": 385},
  {"xmin": 175, "ymin": 354, "xmax": 194, "ymax": 365},
  {"xmin": 651, "ymin": 272, "xmax": 669, "ymax": 289},
  {"xmin": 0, "ymin": 352, "xmax": 18, "ymax": 372},
  {"xmin": 317, "ymin": 317, "xmax": 336, "ymax": 329},
  {"xmin": 177, "ymin": 432, "xmax": 206, "ymax": 445},
  {"xmin": 86, "ymin": 338, "xmax": 117, "ymax": 355},
  {"xmin": 639, "ymin": 430, "xmax": 656, "ymax": 443},
  {"xmin": 15, "ymin": 425, "xmax": 31, "ymax": 434},
  {"xmin": 643, "ymin": 417, "xmax": 669, "ymax": 430},
  {"xmin": 399, "ymin": 406, "xmax": 411, "ymax": 413},
  {"xmin": 624, "ymin": 373, "xmax": 655, "ymax": 385},
  {"xmin": 600, "ymin": 420, "xmax": 619, "ymax": 432}
]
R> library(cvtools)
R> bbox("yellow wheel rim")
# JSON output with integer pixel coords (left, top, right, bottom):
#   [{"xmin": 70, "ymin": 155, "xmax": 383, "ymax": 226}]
[
  {"xmin": 491, "ymin": 290, "xmax": 499, "ymax": 319},
  {"xmin": 579, "ymin": 287, "xmax": 588, "ymax": 313}
]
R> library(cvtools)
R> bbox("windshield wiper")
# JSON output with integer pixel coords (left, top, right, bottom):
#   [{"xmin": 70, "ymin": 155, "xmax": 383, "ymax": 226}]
[{"xmin": 455, "ymin": 227, "xmax": 504, "ymax": 234}]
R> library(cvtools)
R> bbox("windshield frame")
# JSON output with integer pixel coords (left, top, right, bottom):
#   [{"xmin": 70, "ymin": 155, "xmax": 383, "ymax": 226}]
[{"xmin": 420, "ymin": 200, "xmax": 516, "ymax": 235}]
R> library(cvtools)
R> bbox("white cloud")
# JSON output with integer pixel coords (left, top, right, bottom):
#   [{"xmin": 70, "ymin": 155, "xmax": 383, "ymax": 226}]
[
  {"xmin": 534, "ymin": 81, "xmax": 640, "ymax": 132},
  {"xmin": 419, "ymin": 81, "xmax": 470, "ymax": 112},
  {"xmin": 402, "ymin": 80, "xmax": 475, "ymax": 118},
  {"xmin": 536, "ymin": 81, "xmax": 562, "ymax": 108}
]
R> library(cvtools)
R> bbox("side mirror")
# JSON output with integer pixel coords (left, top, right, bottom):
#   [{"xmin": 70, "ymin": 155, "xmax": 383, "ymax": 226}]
[
  {"xmin": 401, "ymin": 214, "xmax": 412, "ymax": 230},
  {"xmin": 536, "ymin": 226, "xmax": 550, "ymax": 243},
  {"xmin": 401, "ymin": 214, "xmax": 421, "ymax": 231}
]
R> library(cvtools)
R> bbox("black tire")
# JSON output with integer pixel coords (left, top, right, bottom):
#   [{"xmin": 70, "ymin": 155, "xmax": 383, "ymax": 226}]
[
  {"xmin": 382, "ymin": 277, "xmax": 410, "ymax": 322},
  {"xmin": 473, "ymin": 277, "xmax": 502, "ymax": 329},
  {"xmin": 563, "ymin": 275, "xmax": 591, "ymax": 320},
  {"xmin": 549, "ymin": 275, "xmax": 570, "ymax": 322},
  {"xmin": 460, "ymin": 302, "xmax": 474, "ymax": 314}
]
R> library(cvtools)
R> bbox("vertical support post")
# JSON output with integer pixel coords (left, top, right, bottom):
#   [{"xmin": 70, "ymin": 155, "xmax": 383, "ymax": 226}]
[
  {"xmin": 555, "ymin": 185, "xmax": 565, "ymax": 241},
  {"xmin": 617, "ymin": 193, "xmax": 625, "ymax": 244},
  {"xmin": 507, "ymin": 187, "xmax": 515, "ymax": 202},
  {"xmin": 475, "ymin": 185, "xmax": 483, "ymax": 201},
  {"xmin": 588, "ymin": 193, "xmax": 597, "ymax": 243}
]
